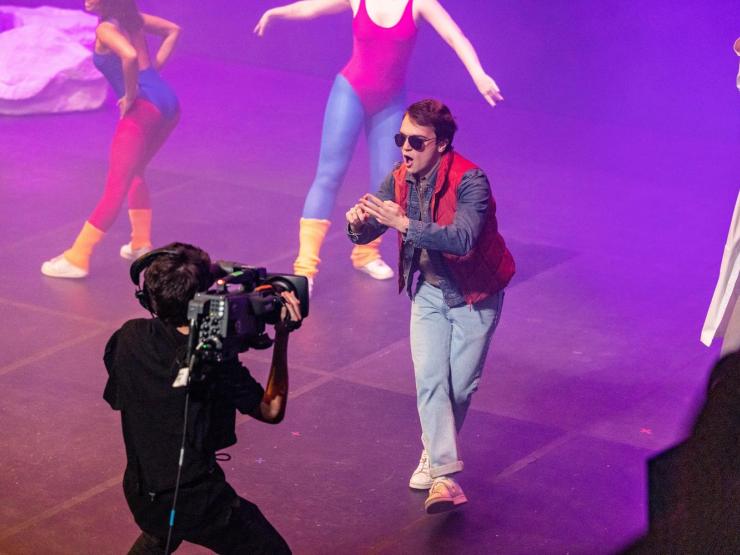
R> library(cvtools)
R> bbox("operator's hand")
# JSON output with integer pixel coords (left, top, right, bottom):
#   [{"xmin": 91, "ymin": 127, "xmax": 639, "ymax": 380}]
[
  {"xmin": 346, "ymin": 201, "xmax": 370, "ymax": 233},
  {"xmin": 473, "ymin": 72, "xmax": 504, "ymax": 107},
  {"xmin": 359, "ymin": 194, "xmax": 409, "ymax": 233},
  {"xmin": 253, "ymin": 10, "xmax": 273, "ymax": 36},
  {"xmin": 276, "ymin": 291, "xmax": 301, "ymax": 333}
]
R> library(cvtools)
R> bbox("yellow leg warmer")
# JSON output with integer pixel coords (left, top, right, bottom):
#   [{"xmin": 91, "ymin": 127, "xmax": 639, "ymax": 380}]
[
  {"xmin": 63, "ymin": 221, "xmax": 105, "ymax": 271},
  {"xmin": 128, "ymin": 209, "xmax": 153, "ymax": 250},
  {"xmin": 351, "ymin": 236, "xmax": 383, "ymax": 268},
  {"xmin": 293, "ymin": 218, "xmax": 331, "ymax": 278}
]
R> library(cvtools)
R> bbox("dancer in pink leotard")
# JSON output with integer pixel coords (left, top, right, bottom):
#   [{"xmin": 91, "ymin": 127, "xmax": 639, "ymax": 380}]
[
  {"xmin": 255, "ymin": 0, "xmax": 502, "ymax": 295},
  {"xmin": 339, "ymin": 0, "xmax": 417, "ymax": 116}
]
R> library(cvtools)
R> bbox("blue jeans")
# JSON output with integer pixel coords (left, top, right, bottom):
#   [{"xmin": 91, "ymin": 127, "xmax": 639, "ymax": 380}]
[
  {"xmin": 410, "ymin": 282, "xmax": 504, "ymax": 477},
  {"xmin": 302, "ymin": 74, "xmax": 405, "ymax": 219}
]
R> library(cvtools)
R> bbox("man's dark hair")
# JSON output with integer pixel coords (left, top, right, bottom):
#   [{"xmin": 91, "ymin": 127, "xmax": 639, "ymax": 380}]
[
  {"xmin": 144, "ymin": 242, "xmax": 212, "ymax": 326},
  {"xmin": 406, "ymin": 99, "xmax": 458, "ymax": 153}
]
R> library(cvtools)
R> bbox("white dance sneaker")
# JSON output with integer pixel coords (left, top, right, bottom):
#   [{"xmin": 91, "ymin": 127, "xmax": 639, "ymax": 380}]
[
  {"xmin": 409, "ymin": 450, "xmax": 433, "ymax": 490},
  {"xmin": 120, "ymin": 243, "xmax": 152, "ymax": 260},
  {"xmin": 424, "ymin": 476, "xmax": 468, "ymax": 514},
  {"xmin": 356, "ymin": 258, "xmax": 394, "ymax": 280},
  {"xmin": 41, "ymin": 255, "xmax": 88, "ymax": 279}
]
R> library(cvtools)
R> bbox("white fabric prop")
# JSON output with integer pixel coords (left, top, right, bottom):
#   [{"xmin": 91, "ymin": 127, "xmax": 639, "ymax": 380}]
[{"xmin": 0, "ymin": 6, "xmax": 107, "ymax": 115}]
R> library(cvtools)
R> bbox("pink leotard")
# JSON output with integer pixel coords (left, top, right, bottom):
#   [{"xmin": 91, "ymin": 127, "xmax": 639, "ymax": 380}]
[{"xmin": 340, "ymin": 0, "xmax": 417, "ymax": 115}]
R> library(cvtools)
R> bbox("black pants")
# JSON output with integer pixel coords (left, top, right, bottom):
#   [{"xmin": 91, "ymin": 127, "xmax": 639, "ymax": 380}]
[
  {"xmin": 127, "ymin": 496, "xmax": 290, "ymax": 554},
  {"xmin": 125, "ymin": 470, "xmax": 290, "ymax": 554}
]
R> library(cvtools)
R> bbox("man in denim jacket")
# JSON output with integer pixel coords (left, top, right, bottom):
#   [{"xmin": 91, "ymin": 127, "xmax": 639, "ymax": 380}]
[{"xmin": 347, "ymin": 99, "xmax": 514, "ymax": 513}]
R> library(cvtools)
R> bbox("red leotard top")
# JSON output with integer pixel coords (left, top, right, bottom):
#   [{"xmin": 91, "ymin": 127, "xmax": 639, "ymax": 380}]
[{"xmin": 340, "ymin": 0, "xmax": 417, "ymax": 115}]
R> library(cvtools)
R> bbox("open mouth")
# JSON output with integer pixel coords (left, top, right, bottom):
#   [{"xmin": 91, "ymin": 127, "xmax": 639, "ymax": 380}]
[{"xmin": 403, "ymin": 155, "xmax": 413, "ymax": 166}]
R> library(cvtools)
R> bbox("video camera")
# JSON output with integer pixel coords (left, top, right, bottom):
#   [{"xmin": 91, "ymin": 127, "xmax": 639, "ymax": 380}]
[{"xmin": 186, "ymin": 261, "xmax": 310, "ymax": 362}]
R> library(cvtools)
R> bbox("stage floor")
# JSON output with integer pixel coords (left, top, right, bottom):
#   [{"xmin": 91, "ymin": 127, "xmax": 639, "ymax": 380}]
[{"xmin": 0, "ymin": 54, "xmax": 732, "ymax": 554}]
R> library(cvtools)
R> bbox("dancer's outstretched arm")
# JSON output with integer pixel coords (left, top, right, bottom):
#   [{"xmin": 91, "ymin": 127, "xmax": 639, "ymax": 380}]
[
  {"xmin": 418, "ymin": 0, "xmax": 503, "ymax": 107},
  {"xmin": 142, "ymin": 14, "xmax": 181, "ymax": 71},
  {"xmin": 254, "ymin": 0, "xmax": 351, "ymax": 36},
  {"xmin": 96, "ymin": 22, "xmax": 139, "ymax": 116}
]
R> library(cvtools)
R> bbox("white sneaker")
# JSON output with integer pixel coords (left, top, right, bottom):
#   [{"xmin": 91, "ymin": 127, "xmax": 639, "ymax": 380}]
[
  {"xmin": 409, "ymin": 450, "xmax": 433, "ymax": 490},
  {"xmin": 424, "ymin": 476, "xmax": 468, "ymax": 514},
  {"xmin": 41, "ymin": 255, "xmax": 88, "ymax": 279},
  {"xmin": 120, "ymin": 243, "xmax": 152, "ymax": 260},
  {"xmin": 356, "ymin": 258, "xmax": 394, "ymax": 280}
]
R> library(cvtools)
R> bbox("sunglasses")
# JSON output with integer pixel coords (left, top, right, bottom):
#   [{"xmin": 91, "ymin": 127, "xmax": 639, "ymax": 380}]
[{"xmin": 394, "ymin": 133, "xmax": 436, "ymax": 151}]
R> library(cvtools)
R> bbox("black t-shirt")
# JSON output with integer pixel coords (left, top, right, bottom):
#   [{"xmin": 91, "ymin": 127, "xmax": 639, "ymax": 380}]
[{"xmin": 104, "ymin": 318, "xmax": 264, "ymax": 493}]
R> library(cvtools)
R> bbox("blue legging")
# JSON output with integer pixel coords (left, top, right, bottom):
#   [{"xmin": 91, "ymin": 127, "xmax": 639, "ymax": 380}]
[{"xmin": 302, "ymin": 74, "xmax": 405, "ymax": 220}]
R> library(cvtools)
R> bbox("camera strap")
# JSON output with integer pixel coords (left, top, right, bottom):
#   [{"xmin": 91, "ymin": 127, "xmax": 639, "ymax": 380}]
[{"xmin": 164, "ymin": 350, "xmax": 198, "ymax": 555}]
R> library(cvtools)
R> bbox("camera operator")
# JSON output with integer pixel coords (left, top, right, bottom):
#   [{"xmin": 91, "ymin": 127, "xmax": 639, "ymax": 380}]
[{"xmin": 103, "ymin": 242, "xmax": 299, "ymax": 554}]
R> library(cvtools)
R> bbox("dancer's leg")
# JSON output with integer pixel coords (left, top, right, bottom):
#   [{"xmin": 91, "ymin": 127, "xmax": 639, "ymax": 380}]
[
  {"xmin": 366, "ymin": 93, "xmax": 405, "ymax": 196},
  {"xmin": 88, "ymin": 100, "xmax": 164, "ymax": 232},
  {"xmin": 294, "ymin": 217, "xmax": 331, "ymax": 279},
  {"xmin": 125, "ymin": 176, "xmax": 152, "ymax": 254},
  {"xmin": 350, "ymin": 94, "xmax": 405, "ymax": 273},
  {"xmin": 301, "ymin": 75, "xmax": 365, "ymax": 220},
  {"xmin": 42, "ymin": 100, "xmax": 163, "ymax": 276},
  {"xmin": 294, "ymin": 75, "xmax": 364, "ymax": 278},
  {"xmin": 59, "ymin": 221, "xmax": 105, "ymax": 273},
  {"xmin": 126, "ymin": 111, "xmax": 180, "ymax": 251}
]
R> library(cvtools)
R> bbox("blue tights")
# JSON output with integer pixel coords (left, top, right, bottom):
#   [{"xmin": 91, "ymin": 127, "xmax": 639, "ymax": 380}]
[{"xmin": 302, "ymin": 74, "xmax": 405, "ymax": 220}]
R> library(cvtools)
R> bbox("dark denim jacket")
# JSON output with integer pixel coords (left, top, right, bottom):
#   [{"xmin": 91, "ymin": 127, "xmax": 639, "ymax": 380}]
[{"xmin": 348, "ymin": 161, "xmax": 491, "ymax": 307}]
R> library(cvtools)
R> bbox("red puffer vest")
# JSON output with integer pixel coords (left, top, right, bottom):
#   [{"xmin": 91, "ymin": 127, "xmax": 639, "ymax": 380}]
[{"xmin": 394, "ymin": 151, "xmax": 515, "ymax": 304}]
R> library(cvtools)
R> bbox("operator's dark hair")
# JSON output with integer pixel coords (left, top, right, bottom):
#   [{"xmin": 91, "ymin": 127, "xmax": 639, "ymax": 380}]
[
  {"xmin": 144, "ymin": 242, "xmax": 212, "ymax": 327},
  {"xmin": 98, "ymin": 0, "xmax": 144, "ymax": 35},
  {"xmin": 405, "ymin": 99, "xmax": 458, "ymax": 153}
]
